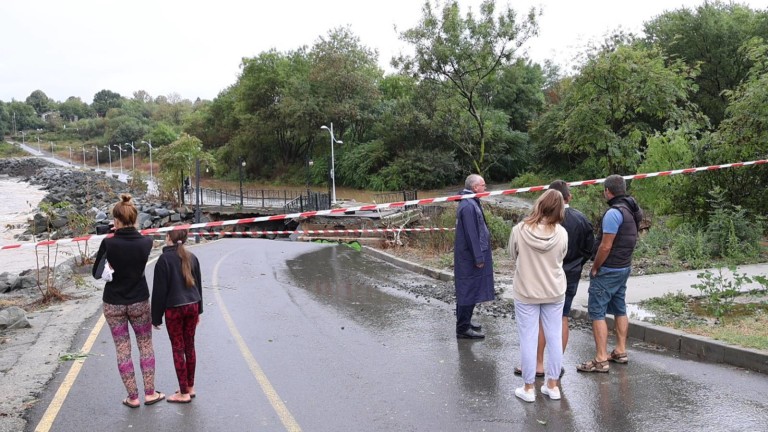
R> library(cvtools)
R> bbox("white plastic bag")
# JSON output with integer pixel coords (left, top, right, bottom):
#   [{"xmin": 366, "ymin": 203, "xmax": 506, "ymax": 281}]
[{"xmin": 101, "ymin": 260, "xmax": 114, "ymax": 282}]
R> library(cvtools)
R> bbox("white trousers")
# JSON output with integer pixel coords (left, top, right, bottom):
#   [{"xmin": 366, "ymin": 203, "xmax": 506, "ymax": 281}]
[{"xmin": 514, "ymin": 300, "xmax": 564, "ymax": 384}]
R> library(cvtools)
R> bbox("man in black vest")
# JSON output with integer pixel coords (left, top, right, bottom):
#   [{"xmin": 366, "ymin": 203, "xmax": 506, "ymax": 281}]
[{"xmin": 577, "ymin": 175, "xmax": 643, "ymax": 373}]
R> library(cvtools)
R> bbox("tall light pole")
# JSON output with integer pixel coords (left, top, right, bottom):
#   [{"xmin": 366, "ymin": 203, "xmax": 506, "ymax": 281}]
[
  {"xmin": 320, "ymin": 122, "xmax": 343, "ymax": 204},
  {"xmin": 113, "ymin": 144, "xmax": 124, "ymax": 175},
  {"xmin": 125, "ymin": 142, "xmax": 137, "ymax": 173},
  {"xmin": 141, "ymin": 140, "xmax": 153, "ymax": 180},
  {"xmin": 238, "ymin": 158, "xmax": 246, "ymax": 207},
  {"xmin": 93, "ymin": 147, "xmax": 101, "ymax": 171},
  {"xmin": 82, "ymin": 146, "xmax": 87, "ymax": 168},
  {"xmin": 104, "ymin": 145, "xmax": 113, "ymax": 173}
]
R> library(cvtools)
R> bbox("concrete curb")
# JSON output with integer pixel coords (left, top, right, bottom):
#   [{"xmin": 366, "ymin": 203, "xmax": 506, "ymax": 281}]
[{"xmin": 362, "ymin": 246, "xmax": 768, "ymax": 374}]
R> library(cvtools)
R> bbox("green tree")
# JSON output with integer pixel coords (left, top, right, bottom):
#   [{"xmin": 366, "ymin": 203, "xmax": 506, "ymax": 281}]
[
  {"xmin": 643, "ymin": 1, "xmax": 768, "ymax": 127},
  {"xmin": 530, "ymin": 43, "xmax": 703, "ymax": 177},
  {"xmin": 309, "ymin": 26, "xmax": 383, "ymax": 144},
  {"xmin": 6, "ymin": 101, "xmax": 43, "ymax": 133},
  {"xmin": 59, "ymin": 96, "xmax": 93, "ymax": 122},
  {"xmin": 692, "ymin": 40, "xmax": 768, "ymax": 217},
  {"xmin": 104, "ymin": 115, "xmax": 149, "ymax": 146},
  {"xmin": 26, "ymin": 90, "xmax": 52, "ymax": 115},
  {"xmin": 154, "ymin": 133, "xmax": 214, "ymax": 201},
  {"xmin": 395, "ymin": 0, "xmax": 539, "ymax": 175},
  {"xmin": 92, "ymin": 89, "xmax": 124, "ymax": 117}
]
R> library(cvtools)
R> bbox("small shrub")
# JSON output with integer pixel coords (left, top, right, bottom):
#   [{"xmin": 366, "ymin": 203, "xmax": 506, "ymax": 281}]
[
  {"xmin": 669, "ymin": 224, "xmax": 711, "ymax": 269},
  {"xmin": 486, "ymin": 213, "xmax": 511, "ymax": 250},
  {"xmin": 412, "ymin": 207, "xmax": 455, "ymax": 254},
  {"xmin": 705, "ymin": 187, "xmax": 763, "ymax": 261},
  {"xmin": 641, "ymin": 291, "xmax": 689, "ymax": 316},
  {"xmin": 691, "ymin": 266, "xmax": 753, "ymax": 318}
]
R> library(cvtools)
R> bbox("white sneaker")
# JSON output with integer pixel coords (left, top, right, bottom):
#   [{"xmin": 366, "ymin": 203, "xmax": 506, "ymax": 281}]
[
  {"xmin": 540, "ymin": 385, "xmax": 561, "ymax": 400},
  {"xmin": 515, "ymin": 386, "xmax": 535, "ymax": 403}
]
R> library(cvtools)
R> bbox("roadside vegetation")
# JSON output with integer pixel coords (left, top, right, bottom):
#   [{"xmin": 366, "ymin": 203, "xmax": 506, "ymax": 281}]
[{"xmin": 0, "ymin": 141, "xmax": 26, "ymax": 157}]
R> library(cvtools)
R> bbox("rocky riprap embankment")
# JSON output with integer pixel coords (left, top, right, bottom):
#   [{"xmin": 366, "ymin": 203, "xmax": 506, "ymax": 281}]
[
  {"xmin": 0, "ymin": 158, "xmax": 200, "ymax": 241},
  {"xmin": 0, "ymin": 158, "xmax": 202, "ymax": 294}
]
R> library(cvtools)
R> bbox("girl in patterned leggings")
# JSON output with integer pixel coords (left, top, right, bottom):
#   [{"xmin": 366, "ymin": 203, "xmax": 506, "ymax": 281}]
[
  {"xmin": 93, "ymin": 193, "xmax": 164, "ymax": 408},
  {"xmin": 151, "ymin": 229, "xmax": 203, "ymax": 404}
]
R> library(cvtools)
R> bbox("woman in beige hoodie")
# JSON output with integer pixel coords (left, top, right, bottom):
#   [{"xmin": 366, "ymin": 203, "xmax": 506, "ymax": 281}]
[{"xmin": 508, "ymin": 189, "xmax": 568, "ymax": 402}]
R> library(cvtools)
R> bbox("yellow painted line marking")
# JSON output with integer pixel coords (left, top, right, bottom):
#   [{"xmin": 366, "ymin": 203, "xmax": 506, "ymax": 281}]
[
  {"xmin": 34, "ymin": 314, "xmax": 105, "ymax": 432},
  {"xmin": 213, "ymin": 251, "xmax": 301, "ymax": 432},
  {"xmin": 34, "ymin": 256, "xmax": 160, "ymax": 432}
]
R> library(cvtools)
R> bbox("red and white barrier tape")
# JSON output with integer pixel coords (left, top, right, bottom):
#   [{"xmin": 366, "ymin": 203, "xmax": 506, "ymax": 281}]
[
  {"xmin": 2, "ymin": 158, "xmax": 766, "ymax": 251},
  {"xmin": 152, "ymin": 227, "xmax": 456, "ymax": 236}
]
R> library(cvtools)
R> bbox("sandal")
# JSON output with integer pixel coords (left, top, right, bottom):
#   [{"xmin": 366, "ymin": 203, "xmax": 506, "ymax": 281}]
[
  {"xmin": 514, "ymin": 366, "xmax": 564, "ymax": 378},
  {"xmin": 609, "ymin": 350, "xmax": 629, "ymax": 364},
  {"xmin": 514, "ymin": 367, "xmax": 544, "ymax": 377},
  {"xmin": 576, "ymin": 358, "xmax": 610, "ymax": 373}
]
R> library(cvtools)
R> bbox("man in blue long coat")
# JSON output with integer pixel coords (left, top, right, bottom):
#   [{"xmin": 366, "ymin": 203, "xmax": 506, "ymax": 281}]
[{"xmin": 454, "ymin": 174, "xmax": 496, "ymax": 339}]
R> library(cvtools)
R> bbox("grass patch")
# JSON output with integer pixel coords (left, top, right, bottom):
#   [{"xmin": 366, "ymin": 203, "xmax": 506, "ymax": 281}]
[
  {"xmin": 0, "ymin": 141, "xmax": 27, "ymax": 157},
  {"xmin": 641, "ymin": 292, "xmax": 689, "ymax": 316},
  {"xmin": 641, "ymin": 291, "xmax": 768, "ymax": 350},
  {"xmin": 685, "ymin": 312, "xmax": 768, "ymax": 350}
]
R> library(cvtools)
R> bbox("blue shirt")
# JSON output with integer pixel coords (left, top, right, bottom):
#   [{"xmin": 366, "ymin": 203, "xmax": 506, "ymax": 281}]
[
  {"xmin": 601, "ymin": 208, "xmax": 625, "ymax": 271},
  {"xmin": 602, "ymin": 208, "xmax": 623, "ymax": 234}
]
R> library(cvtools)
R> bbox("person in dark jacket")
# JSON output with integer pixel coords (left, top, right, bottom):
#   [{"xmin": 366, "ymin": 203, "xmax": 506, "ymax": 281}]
[
  {"xmin": 151, "ymin": 229, "xmax": 202, "ymax": 403},
  {"xmin": 513, "ymin": 180, "xmax": 594, "ymax": 378},
  {"xmin": 577, "ymin": 174, "xmax": 643, "ymax": 373},
  {"xmin": 453, "ymin": 174, "xmax": 495, "ymax": 339},
  {"xmin": 92, "ymin": 193, "xmax": 164, "ymax": 408}
]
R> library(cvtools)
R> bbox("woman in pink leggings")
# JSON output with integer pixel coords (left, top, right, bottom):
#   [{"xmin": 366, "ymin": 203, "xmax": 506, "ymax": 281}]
[
  {"xmin": 92, "ymin": 193, "xmax": 164, "ymax": 408},
  {"xmin": 151, "ymin": 229, "xmax": 203, "ymax": 403}
]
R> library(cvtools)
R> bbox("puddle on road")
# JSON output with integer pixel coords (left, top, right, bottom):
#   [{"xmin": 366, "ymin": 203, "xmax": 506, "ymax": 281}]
[{"xmin": 626, "ymin": 303, "xmax": 656, "ymax": 321}]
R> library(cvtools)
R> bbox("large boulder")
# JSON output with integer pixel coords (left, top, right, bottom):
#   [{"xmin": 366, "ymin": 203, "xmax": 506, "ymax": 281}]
[{"xmin": 0, "ymin": 306, "xmax": 31, "ymax": 330}]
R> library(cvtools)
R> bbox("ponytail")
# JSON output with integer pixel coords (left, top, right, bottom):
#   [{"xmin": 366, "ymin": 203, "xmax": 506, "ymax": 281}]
[{"xmin": 167, "ymin": 230, "xmax": 195, "ymax": 288}]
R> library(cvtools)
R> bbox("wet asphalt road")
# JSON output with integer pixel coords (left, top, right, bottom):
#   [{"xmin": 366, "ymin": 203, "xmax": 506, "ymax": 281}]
[{"xmin": 26, "ymin": 239, "xmax": 768, "ymax": 431}]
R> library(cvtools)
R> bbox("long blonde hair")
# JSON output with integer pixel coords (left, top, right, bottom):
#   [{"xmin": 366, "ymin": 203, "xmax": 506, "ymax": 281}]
[
  {"xmin": 523, "ymin": 189, "xmax": 565, "ymax": 229},
  {"xmin": 167, "ymin": 229, "xmax": 195, "ymax": 288}
]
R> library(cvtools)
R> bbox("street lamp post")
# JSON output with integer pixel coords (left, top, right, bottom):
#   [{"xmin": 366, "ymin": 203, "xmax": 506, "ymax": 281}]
[
  {"xmin": 306, "ymin": 159, "xmax": 314, "ymax": 196},
  {"xmin": 141, "ymin": 140, "xmax": 153, "ymax": 180},
  {"xmin": 93, "ymin": 147, "xmax": 101, "ymax": 171},
  {"xmin": 82, "ymin": 146, "xmax": 87, "ymax": 168},
  {"xmin": 125, "ymin": 142, "xmax": 137, "ymax": 173},
  {"xmin": 239, "ymin": 158, "xmax": 246, "ymax": 207},
  {"xmin": 104, "ymin": 146, "xmax": 113, "ymax": 173},
  {"xmin": 114, "ymin": 144, "xmax": 124, "ymax": 175},
  {"xmin": 320, "ymin": 122, "xmax": 343, "ymax": 204}
]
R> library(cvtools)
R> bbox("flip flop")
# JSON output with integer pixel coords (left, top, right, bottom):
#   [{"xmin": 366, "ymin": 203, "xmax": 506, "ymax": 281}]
[
  {"xmin": 122, "ymin": 398, "xmax": 140, "ymax": 409},
  {"xmin": 144, "ymin": 391, "xmax": 165, "ymax": 405}
]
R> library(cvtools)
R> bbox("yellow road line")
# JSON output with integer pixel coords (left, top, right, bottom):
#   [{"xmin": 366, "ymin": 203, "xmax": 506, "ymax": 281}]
[
  {"xmin": 213, "ymin": 252, "xmax": 302, "ymax": 432},
  {"xmin": 34, "ymin": 314, "xmax": 105, "ymax": 432},
  {"xmin": 34, "ymin": 256, "xmax": 160, "ymax": 432}
]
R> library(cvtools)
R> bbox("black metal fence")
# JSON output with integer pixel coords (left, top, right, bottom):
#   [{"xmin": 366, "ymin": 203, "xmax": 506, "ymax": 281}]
[
  {"xmin": 373, "ymin": 190, "xmax": 418, "ymax": 209},
  {"xmin": 283, "ymin": 191, "xmax": 331, "ymax": 213},
  {"xmin": 185, "ymin": 188, "xmax": 330, "ymax": 209}
]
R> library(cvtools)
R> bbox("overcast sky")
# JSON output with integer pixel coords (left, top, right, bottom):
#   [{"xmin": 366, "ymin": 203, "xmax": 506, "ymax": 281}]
[{"xmin": 1, "ymin": 0, "xmax": 766, "ymax": 104}]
